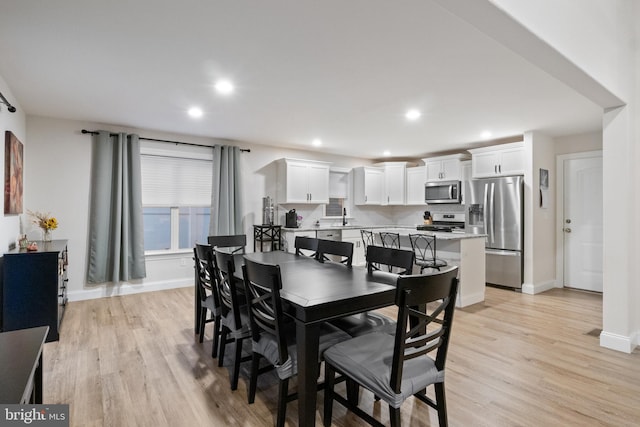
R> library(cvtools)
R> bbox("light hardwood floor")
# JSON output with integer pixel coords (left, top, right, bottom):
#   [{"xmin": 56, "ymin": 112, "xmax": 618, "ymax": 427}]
[{"xmin": 44, "ymin": 286, "xmax": 640, "ymax": 426}]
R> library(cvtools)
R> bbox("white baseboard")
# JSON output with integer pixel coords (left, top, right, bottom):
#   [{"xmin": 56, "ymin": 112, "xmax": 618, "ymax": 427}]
[
  {"xmin": 67, "ymin": 279, "xmax": 193, "ymax": 302},
  {"xmin": 521, "ymin": 280, "xmax": 557, "ymax": 295},
  {"xmin": 600, "ymin": 330, "xmax": 638, "ymax": 354}
]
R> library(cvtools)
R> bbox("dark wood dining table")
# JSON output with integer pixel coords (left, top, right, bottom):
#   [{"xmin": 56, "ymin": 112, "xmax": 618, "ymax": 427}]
[{"xmin": 233, "ymin": 251, "xmax": 398, "ymax": 427}]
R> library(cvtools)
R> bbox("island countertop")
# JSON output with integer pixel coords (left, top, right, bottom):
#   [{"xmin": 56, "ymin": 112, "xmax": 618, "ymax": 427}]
[{"xmin": 283, "ymin": 225, "xmax": 485, "ymax": 240}]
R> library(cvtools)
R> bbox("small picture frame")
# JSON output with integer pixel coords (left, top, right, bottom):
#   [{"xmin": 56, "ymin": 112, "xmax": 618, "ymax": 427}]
[
  {"xmin": 539, "ymin": 168, "xmax": 549, "ymax": 208},
  {"xmin": 4, "ymin": 131, "xmax": 24, "ymax": 215}
]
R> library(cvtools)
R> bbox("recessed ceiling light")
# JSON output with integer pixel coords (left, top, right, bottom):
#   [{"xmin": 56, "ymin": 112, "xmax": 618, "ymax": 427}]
[
  {"xmin": 188, "ymin": 107, "xmax": 203, "ymax": 118},
  {"xmin": 405, "ymin": 109, "xmax": 421, "ymax": 121},
  {"xmin": 383, "ymin": 150, "xmax": 391, "ymax": 157},
  {"xmin": 481, "ymin": 130, "xmax": 492, "ymax": 139},
  {"xmin": 312, "ymin": 138, "xmax": 322, "ymax": 147},
  {"xmin": 214, "ymin": 79, "xmax": 235, "ymax": 95}
]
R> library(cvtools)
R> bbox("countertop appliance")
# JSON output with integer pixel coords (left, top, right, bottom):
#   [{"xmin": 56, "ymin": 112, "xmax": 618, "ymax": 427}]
[
  {"xmin": 466, "ymin": 175, "xmax": 524, "ymax": 288},
  {"xmin": 425, "ymin": 180, "xmax": 462, "ymax": 204},
  {"xmin": 285, "ymin": 209, "xmax": 298, "ymax": 228},
  {"xmin": 416, "ymin": 212, "xmax": 465, "ymax": 232}
]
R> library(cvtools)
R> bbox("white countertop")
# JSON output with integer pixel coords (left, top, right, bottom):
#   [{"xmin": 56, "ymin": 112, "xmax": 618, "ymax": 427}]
[{"xmin": 282, "ymin": 225, "xmax": 485, "ymax": 240}]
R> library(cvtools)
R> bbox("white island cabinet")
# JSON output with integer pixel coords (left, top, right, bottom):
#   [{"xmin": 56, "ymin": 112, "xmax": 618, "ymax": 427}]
[
  {"xmin": 375, "ymin": 228, "xmax": 486, "ymax": 308},
  {"xmin": 277, "ymin": 158, "xmax": 331, "ymax": 204}
]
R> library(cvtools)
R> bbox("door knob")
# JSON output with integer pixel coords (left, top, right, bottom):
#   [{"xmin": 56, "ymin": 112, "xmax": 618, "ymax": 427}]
[{"xmin": 564, "ymin": 227, "xmax": 572, "ymax": 233}]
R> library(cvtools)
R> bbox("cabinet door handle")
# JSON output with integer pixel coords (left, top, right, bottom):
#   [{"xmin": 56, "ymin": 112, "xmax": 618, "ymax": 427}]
[
  {"xmin": 498, "ymin": 164, "xmax": 502, "ymax": 173},
  {"xmin": 365, "ymin": 195, "xmax": 367, "ymax": 202},
  {"xmin": 494, "ymin": 165, "xmax": 497, "ymax": 174}
]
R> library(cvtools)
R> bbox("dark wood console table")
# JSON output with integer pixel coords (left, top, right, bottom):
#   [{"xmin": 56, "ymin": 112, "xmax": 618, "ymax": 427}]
[
  {"xmin": 253, "ymin": 225, "xmax": 282, "ymax": 252},
  {"xmin": 0, "ymin": 326, "xmax": 49, "ymax": 403}
]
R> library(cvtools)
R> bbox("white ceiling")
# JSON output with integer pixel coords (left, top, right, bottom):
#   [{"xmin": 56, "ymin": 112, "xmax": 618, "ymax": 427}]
[{"xmin": 0, "ymin": 1, "xmax": 602, "ymax": 159}]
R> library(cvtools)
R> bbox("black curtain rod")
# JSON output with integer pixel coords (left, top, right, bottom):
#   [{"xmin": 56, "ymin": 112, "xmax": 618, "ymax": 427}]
[{"xmin": 81, "ymin": 129, "xmax": 250, "ymax": 152}]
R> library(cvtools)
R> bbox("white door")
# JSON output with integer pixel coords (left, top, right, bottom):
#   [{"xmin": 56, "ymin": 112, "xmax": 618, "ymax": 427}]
[{"xmin": 563, "ymin": 156, "xmax": 603, "ymax": 292}]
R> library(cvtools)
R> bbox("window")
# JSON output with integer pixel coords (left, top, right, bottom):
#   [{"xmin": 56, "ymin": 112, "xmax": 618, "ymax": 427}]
[
  {"xmin": 324, "ymin": 169, "xmax": 349, "ymax": 218},
  {"xmin": 140, "ymin": 143, "xmax": 212, "ymax": 252}
]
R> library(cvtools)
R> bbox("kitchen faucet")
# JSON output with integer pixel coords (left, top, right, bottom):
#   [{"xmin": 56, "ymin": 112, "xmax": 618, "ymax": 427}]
[{"xmin": 342, "ymin": 208, "xmax": 347, "ymax": 226}]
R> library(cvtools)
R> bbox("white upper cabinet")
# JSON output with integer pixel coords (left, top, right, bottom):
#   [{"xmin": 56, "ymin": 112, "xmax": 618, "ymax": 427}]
[
  {"xmin": 406, "ymin": 166, "xmax": 426, "ymax": 205},
  {"xmin": 423, "ymin": 154, "xmax": 469, "ymax": 182},
  {"xmin": 469, "ymin": 142, "xmax": 525, "ymax": 178},
  {"xmin": 353, "ymin": 166, "xmax": 384, "ymax": 205},
  {"xmin": 460, "ymin": 160, "xmax": 472, "ymax": 204},
  {"xmin": 380, "ymin": 162, "xmax": 407, "ymax": 205},
  {"xmin": 277, "ymin": 158, "xmax": 331, "ymax": 204}
]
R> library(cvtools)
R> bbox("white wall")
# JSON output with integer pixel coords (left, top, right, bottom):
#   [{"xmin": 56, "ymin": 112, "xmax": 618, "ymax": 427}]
[
  {"xmin": 24, "ymin": 115, "xmax": 399, "ymax": 300},
  {"xmin": 0, "ymin": 76, "xmax": 26, "ymax": 252},
  {"xmin": 522, "ymin": 132, "xmax": 556, "ymax": 294},
  {"xmin": 555, "ymin": 130, "xmax": 602, "ymax": 155},
  {"xmin": 487, "ymin": 0, "xmax": 639, "ymax": 352}
]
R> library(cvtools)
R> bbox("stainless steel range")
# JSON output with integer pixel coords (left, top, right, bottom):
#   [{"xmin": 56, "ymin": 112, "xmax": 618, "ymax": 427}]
[{"xmin": 416, "ymin": 212, "xmax": 465, "ymax": 232}]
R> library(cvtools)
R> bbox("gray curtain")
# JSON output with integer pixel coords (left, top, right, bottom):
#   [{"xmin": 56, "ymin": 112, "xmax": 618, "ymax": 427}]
[
  {"xmin": 87, "ymin": 131, "xmax": 146, "ymax": 283},
  {"xmin": 209, "ymin": 145, "xmax": 243, "ymax": 235}
]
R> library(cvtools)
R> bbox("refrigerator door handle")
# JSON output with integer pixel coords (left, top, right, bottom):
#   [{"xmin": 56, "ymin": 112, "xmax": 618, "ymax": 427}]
[
  {"xmin": 486, "ymin": 249, "xmax": 520, "ymax": 256},
  {"xmin": 489, "ymin": 182, "xmax": 495, "ymax": 243}
]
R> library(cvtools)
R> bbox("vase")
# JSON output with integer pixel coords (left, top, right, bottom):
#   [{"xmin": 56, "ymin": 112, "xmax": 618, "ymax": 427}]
[{"xmin": 43, "ymin": 229, "xmax": 52, "ymax": 242}]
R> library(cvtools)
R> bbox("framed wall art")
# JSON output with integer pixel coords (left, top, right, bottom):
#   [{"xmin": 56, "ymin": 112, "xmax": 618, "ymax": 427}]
[{"xmin": 5, "ymin": 130, "xmax": 24, "ymax": 214}]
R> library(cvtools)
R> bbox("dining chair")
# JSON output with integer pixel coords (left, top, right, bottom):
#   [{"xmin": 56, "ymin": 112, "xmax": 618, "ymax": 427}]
[
  {"xmin": 214, "ymin": 248, "xmax": 252, "ymax": 391},
  {"xmin": 242, "ymin": 257, "xmax": 350, "ymax": 427},
  {"xmin": 294, "ymin": 235, "xmax": 319, "ymax": 259},
  {"xmin": 316, "ymin": 239, "xmax": 354, "ymax": 267},
  {"xmin": 409, "ymin": 234, "xmax": 448, "ymax": 273},
  {"xmin": 366, "ymin": 245, "xmax": 415, "ymax": 276},
  {"xmin": 208, "ymin": 234, "xmax": 247, "ymax": 254},
  {"xmin": 194, "ymin": 244, "xmax": 222, "ymax": 358},
  {"xmin": 360, "ymin": 229, "xmax": 376, "ymax": 250},
  {"xmin": 323, "ymin": 267, "xmax": 459, "ymax": 427},
  {"xmin": 379, "ymin": 232, "xmax": 401, "ymax": 249}
]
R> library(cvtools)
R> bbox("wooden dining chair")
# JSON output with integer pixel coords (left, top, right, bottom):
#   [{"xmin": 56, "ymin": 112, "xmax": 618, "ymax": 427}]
[
  {"xmin": 214, "ymin": 248, "xmax": 252, "ymax": 391},
  {"xmin": 317, "ymin": 239, "xmax": 354, "ymax": 267},
  {"xmin": 409, "ymin": 234, "xmax": 448, "ymax": 273},
  {"xmin": 208, "ymin": 234, "xmax": 247, "ymax": 254},
  {"xmin": 294, "ymin": 235, "xmax": 319, "ymax": 259},
  {"xmin": 323, "ymin": 267, "xmax": 459, "ymax": 427},
  {"xmin": 366, "ymin": 245, "xmax": 415, "ymax": 276},
  {"xmin": 194, "ymin": 244, "xmax": 223, "ymax": 358},
  {"xmin": 242, "ymin": 257, "xmax": 350, "ymax": 427}
]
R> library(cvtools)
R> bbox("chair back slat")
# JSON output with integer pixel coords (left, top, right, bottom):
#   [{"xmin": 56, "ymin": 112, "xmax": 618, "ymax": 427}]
[
  {"xmin": 317, "ymin": 239, "xmax": 353, "ymax": 267},
  {"xmin": 294, "ymin": 236, "xmax": 319, "ymax": 259},
  {"xmin": 366, "ymin": 245, "xmax": 414, "ymax": 275},
  {"xmin": 242, "ymin": 258, "xmax": 290, "ymax": 365},
  {"xmin": 195, "ymin": 244, "xmax": 221, "ymax": 308},
  {"xmin": 390, "ymin": 267, "xmax": 459, "ymax": 393},
  {"xmin": 214, "ymin": 249, "xmax": 245, "ymax": 330},
  {"xmin": 208, "ymin": 234, "xmax": 247, "ymax": 254}
]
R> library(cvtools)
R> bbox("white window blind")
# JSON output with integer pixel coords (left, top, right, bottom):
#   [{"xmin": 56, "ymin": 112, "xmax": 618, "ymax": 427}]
[{"xmin": 141, "ymin": 155, "xmax": 212, "ymax": 206}]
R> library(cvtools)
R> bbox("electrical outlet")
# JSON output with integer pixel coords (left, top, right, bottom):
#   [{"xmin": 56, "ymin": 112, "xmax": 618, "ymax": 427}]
[{"xmin": 180, "ymin": 258, "xmax": 187, "ymax": 267}]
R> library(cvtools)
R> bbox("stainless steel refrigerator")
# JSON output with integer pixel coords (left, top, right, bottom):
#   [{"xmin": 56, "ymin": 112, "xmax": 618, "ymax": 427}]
[{"xmin": 466, "ymin": 175, "xmax": 524, "ymax": 288}]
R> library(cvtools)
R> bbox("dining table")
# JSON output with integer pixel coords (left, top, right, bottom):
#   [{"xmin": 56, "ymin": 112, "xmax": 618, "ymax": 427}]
[{"xmin": 229, "ymin": 250, "xmax": 398, "ymax": 427}]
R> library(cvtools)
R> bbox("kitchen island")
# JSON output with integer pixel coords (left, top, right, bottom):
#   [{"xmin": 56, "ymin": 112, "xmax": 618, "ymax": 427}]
[{"xmin": 282, "ymin": 225, "xmax": 486, "ymax": 307}]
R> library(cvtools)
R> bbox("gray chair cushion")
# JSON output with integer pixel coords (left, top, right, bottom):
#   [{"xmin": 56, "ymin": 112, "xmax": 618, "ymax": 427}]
[
  {"xmin": 220, "ymin": 306, "xmax": 251, "ymax": 339},
  {"xmin": 323, "ymin": 331, "xmax": 444, "ymax": 408},
  {"xmin": 201, "ymin": 295, "xmax": 221, "ymax": 317},
  {"xmin": 253, "ymin": 323, "xmax": 350, "ymax": 380},
  {"xmin": 331, "ymin": 312, "xmax": 396, "ymax": 337}
]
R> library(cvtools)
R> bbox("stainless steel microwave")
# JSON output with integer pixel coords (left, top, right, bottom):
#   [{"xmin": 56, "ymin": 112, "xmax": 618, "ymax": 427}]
[{"xmin": 425, "ymin": 180, "xmax": 462, "ymax": 204}]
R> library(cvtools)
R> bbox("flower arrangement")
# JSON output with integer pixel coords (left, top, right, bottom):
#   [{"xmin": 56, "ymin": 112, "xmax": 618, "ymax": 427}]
[{"xmin": 28, "ymin": 210, "xmax": 58, "ymax": 241}]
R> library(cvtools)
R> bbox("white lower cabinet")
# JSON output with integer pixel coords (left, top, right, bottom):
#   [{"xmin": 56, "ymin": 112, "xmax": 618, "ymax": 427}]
[
  {"xmin": 342, "ymin": 229, "xmax": 366, "ymax": 266},
  {"xmin": 283, "ymin": 230, "xmax": 316, "ymax": 253}
]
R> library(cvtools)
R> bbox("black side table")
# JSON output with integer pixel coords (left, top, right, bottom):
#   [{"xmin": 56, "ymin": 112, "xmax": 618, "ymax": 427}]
[{"xmin": 253, "ymin": 225, "xmax": 282, "ymax": 252}]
